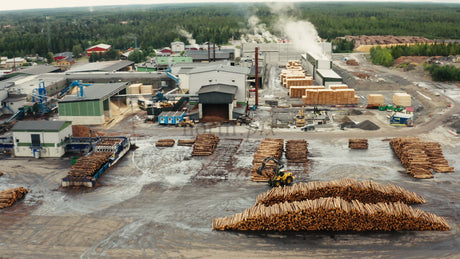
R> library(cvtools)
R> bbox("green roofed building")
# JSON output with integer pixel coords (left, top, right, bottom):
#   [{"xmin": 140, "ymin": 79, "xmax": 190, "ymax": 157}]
[
  {"xmin": 58, "ymin": 82, "xmax": 128, "ymax": 125},
  {"xmin": 12, "ymin": 120, "xmax": 72, "ymax": 158}
]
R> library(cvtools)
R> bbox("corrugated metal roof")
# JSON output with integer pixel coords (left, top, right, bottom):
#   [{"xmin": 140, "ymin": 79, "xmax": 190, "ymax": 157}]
[
  {"xmin": 198, "ymin": 84, "xmax": 238, "ymax": 95},
  {"xmin": 185, "ymin": 64, "xmax": 249, "ymax": 75},
  {"xmin": 12, "ymin": 120, "xmax": 69, "ymax": 131},
  {"xmin": 60, "ymin": 82, "xmax": 128, "ymax": 102},
  {"xmin": 316, "ymin": 69, "xmax": 342, "ymax": 79},
  {"xmin": 66, "ymin": 60, "xmax": 133, "ymax": 73},
  {"xmin": 13, "ymin": 66, "xmax": 61, "ymax": 75}
]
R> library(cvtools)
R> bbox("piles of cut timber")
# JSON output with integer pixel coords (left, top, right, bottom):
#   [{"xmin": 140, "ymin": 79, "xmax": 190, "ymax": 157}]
[
  {"xmin": 302, "ymin": 86, "xmax": 359, "ymax": 105},
  {"xmin": 281, "ymin": 60, "xmax": 313, "ymax": 91},
  {"xmin": 212, "ymin": 197, "xmax": 450, "ymax": 231},
  {"xmin": 349, "ymin": 138, "xmax": 368, "ymax": 149},
  {"xmin": 0, "ymin": 187, "xmax": 29, "ymax": 209},
  {"xmin": 255, "ymin": 179, "xmax": 425, "ymax": 206},
  {"xmin": 156, "ymin": 139, "xmax": 175, "ymax": 147},
  {"xmin": 66, "ymin": 152, "xmax": 113, "ymax": 180},
  {"xmin": 250, "ymin": 138, "xmax": 284, "ymax": 182},
  {"xmin": 192, "ymin": 134, "xmax": 219, "ymax": 156},
  {"xmin": 0, "ymin": 172, "xmax": 3, "ymax": 177},
  {"xmin": 178, "ymin": 139, "xmax": 195, "ymax": 146},
  {"xmin": 285, "ymin": 140, "xmax": 308, "ymax": 163},
  {"xmin": 390, "ymin": 137, "xmax": 454, "ymax": 179}
]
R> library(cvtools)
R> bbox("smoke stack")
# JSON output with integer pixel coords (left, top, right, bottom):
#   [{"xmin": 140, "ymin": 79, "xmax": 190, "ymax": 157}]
[
  {"xmin": 213, "ymin": 43, "xmax": 216, "ymax": 61},
  {"xmin": 255, "ymin": 47, "xmax": 259, "ymax": 106}
]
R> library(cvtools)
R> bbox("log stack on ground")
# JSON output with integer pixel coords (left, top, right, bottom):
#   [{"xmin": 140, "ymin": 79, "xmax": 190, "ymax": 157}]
[
  {"xmin": 349, "ymin": 138, "xmax": 368, "ymax": 149},
  {"xmin": 212, "ymin": 197, "xmax": 450, "ymax": 232},
  {"xmin": 192, "ymin": 134, "xmax": 219, "ymax": 156},
  {"xmin": 0, "ymin": 187, "xmax": 29, "ymax": 209},
  {"xmin": 156, "ymin": 139, "xmax": 175, "ymax": 147},
  {"xmin": 255, "ymin": 179, "xmax": 426, "ymax": 206},
  {"xmin": 250, "ymin": 138, "xmax": 284, "ymax": 182},
  {"xmin": 285, "ymin": 140, "xmax": 308, "ymax": 163},
  {"xmin": 390, "ymin": 137, "xmax": 455, "ymax": 179},
  {"xmin": 65, "ymin": 152, "xmax": 113, "ymax": 181},
  {"xmin": 178, "ymin": 139, "xmax": 195, "ymax": 146},
  {"xmin": 0, "ymin": 172, "xmax": 3, "ymax": 177}
]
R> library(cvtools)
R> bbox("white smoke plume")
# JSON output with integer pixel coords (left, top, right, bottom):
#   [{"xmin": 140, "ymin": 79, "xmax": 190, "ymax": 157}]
[
  {"xmin": 178, "ymin": 28, "xmax": 200, "ymax": 49},
  {"xmin": 242, "ymin": 15, "xmax": 279, "ymax": 43}
]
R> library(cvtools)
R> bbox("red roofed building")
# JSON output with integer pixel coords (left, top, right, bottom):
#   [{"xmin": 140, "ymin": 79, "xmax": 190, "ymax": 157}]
[{"xmin": 86, "ymin": 44, "xmax": 111, "ymax": 57}]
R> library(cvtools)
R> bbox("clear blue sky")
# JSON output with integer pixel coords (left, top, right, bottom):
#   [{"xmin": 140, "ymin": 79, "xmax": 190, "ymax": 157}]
[{"xmin": 2, "ymin": 0, "xmax": 459, "ymax": 11}]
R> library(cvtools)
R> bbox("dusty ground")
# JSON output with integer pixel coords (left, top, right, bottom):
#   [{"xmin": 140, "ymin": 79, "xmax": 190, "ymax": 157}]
[{"xmin": 1, "ymin": 53, "xmax": 460, "ymax": 258}]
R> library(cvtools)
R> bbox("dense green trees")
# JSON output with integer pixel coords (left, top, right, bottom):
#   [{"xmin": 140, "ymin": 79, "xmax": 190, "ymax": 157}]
[
  {"xmin": 0, "ymin": 3, "xmax": 459, "ymax": 57},
  {"xmin": 370, "ymin": 47, "xmax": 394, "ymax": 67},
  {"xmin": 332, "ymin": 39, "xmax": 355, "ymax": 53},
  {"xmin": 425, "ymin": 65, "xmax": 460, "ymax": 82}
]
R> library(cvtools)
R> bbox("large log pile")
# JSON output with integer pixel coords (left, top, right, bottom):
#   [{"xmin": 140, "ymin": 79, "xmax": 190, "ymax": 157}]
[
  {"xmin": 178, "ymin": 139, "xmax": 195, "ymax": 146},
  {"xmin": 349, "ymin": 138, "xmax": 368, "ymax": 149},
  {"xmin": 156, "ymin": 139, "xmax": 175, "ymax": 147},
  {"xmin": 192, "ymin": 134, "xmax": 219, "ymax": 156},
  {"xmin": 255, "ymin": 179, "xmax": 425, "ymax": 206},
  {"xmin": 0, "ymin": 187, "xmax": 29, "ymax": 209},
  {"xmin": 212, "ymin": 197, "xmax": 450, "ymax": 231},
  {"xmin": 250, "ymin": 138, "xmax": 284, "ymax": 182},
  {"xmin": 390, "ymin": 137, "xmax": 454, "ymax": 179},
  {"xmin": 285, "ymin": 140, "xmax": 308, "ymax": 163},
  {"xmin": 67, "ymin": 152, "xmax": 113, "ymax": 179}
]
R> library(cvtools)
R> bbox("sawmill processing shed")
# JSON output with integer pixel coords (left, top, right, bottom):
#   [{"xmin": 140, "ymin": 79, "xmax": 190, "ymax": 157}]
[
  {"xmin": 12, "ymin": 120, "xmax": 72, "ymax": 158},
  {"xmin": 301, "ymin": 52, "xmax": 342, "ymax": 87},
  {"xmin": 197, "ymin": 83, "xmax": 244, "ymax": 121},
  {"xmin": 58, "ymin": 82, "xmax": 128, "ymax": 125}
]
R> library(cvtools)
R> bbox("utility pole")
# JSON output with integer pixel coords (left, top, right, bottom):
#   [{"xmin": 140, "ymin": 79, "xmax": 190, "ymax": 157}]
[{"xmin": 255, "ymin": 47, "xmax": 259, "ymax": 106}]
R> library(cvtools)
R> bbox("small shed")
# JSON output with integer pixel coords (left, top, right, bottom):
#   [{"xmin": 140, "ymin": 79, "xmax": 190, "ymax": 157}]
[
  {"xmin": 12, "ymin": 120, "xmax": 72, "ymax": 158},
  {"xmin": 158, "ymin": 111, "xmax": 185, "ymax": 125}
]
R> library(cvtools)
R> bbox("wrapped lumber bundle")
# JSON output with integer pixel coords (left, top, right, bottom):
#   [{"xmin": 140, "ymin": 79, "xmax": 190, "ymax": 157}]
[
  {"xmin": 212, "ymin": 197, "xmax": 450, "ymax": 231},
  {"xmin": 393, "ymin": 93, "xmax": 412, "ymax": 107},
  {"xmin": 286, "ymin": 77, "xmax": 313, "ymax": 89},
  {"xmin": 368, "ymin": 94, "xmax": 385, "ymax": 107},
  {"xmin": 250, "ymin": 138, "xmax": 284, "ymax": 182},
  {"xmin": 156, "ymin": 139, "xmax": 175, "ymax": 147},
  {"xmin": 255, "ymin": 179, "xmax": 425, "ymax": 206},
  {"xmin": 177, "ymin": 139, "xmax": 195, "ymax": 146},
  {"xmin": 0, "ymin": 187, "xmax": 29, "ymax": 209},
  {"xmin": 128, "ymin": 83, "xmax": 141, "ymax": 94},
  {"xmin": 302, "ymin": 89, "xmax": 359, "ymax": 105},
  {"xmin": 285, "ymin": 140, "xmax": 308, "ymax": 163},
  {"xmin": 192, "ymin": 133, "xmax": 219, "ymax": 156},
  {"xmin": 349, "ymin": 138, "xmax": 368, "ymax": 149},
  {"xmin": 329, "ymin": 84, "xmax": 349, "ymax": 90}
]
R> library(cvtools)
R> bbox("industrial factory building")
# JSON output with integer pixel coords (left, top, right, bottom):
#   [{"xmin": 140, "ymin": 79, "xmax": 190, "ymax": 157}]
[
  {"xmin": 301, "ymin": 52, "xmax": 343, "ymax": 87},
  {"xmin": 12, "ymin": 120, "xmax": 72, "ymax": 158},
  {"xmin": 58, "ymin": 82, "xmax": 128, "ymax": 125}
]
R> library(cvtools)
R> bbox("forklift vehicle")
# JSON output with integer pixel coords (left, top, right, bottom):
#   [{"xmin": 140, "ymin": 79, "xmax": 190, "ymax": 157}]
[
  {"xmin": 256, "ymin": 157, "xmax": 294, "ymax": 187},
  {"xmin": 177, "ymin": 117, "xmax": 195, "ymax": 127}
]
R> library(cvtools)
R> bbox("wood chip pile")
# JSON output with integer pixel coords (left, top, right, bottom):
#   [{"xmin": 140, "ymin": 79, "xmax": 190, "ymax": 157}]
[
  {"xmin": 212, "ymin": 197, "xmax": 450, "ymax": 231},
  {"xmin": 66, "ymin": 152, "xmax": 113, "ymax": 179},
  {"xmin": 255, "ymin": 179, "xmax": 426, "ymax": 207},
  {"xmin": 285, "ymin": 140, "xmax": 308, "ymax": 163},
  {"xmin": 250, "ymin": 138, "xmax": 284, "ymax": 182},
  {"xmin": 156, "ymin": 139, "xmax": 175, "ymax": 147},
  {"xmin": 0, "ymin": 187, "xmax": 29, "ymax": 209},
  {"xmin": 177, "ymin": 139, "xmax": 195, "ymax": 146},
  {"xmin": 192, "ymin": 134, "xmax": 219, "ymax": 156},
  {"xmin": 390, "ymin": 137, "xmax": 454, "ymax": 179},
  {"xmin": 349, "ymin": 138, "xmax": 368, "ymax": 149}
]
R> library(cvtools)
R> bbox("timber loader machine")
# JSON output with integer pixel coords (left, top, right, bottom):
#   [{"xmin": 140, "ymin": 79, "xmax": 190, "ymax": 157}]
[{"xmin": 256, "ymin": 157, "xmax": 294, "ymax": 187}]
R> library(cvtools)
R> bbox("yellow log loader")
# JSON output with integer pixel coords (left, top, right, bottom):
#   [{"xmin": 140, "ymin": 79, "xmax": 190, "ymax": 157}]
[{"xmin": 256, "ymin": 157, "xmax": 294, "ymax": 187}]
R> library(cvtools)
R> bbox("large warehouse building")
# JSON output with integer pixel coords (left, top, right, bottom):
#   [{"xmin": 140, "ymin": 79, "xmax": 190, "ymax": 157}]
[{"xmin": 58, "ymin": 82, "xmax": 128, "ymax": 125}]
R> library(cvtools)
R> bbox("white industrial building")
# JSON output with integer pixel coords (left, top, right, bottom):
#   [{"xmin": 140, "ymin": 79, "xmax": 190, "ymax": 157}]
[
  {"xmin": 171, "ymin": 41, "xmax": 185, "ymax": 53},
  {"xmin": 12, "ymin": 120, "xmax": 72, "ymax": 158},
  {"xmin": 301, "ymin": 51, "xmax": 342, "ymax": 87}
]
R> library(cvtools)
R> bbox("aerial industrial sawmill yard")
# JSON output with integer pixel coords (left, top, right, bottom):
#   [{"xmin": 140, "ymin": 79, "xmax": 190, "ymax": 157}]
[{"xmin": 0, "ymin": 3, "xmax": 459, "ymax": 258}]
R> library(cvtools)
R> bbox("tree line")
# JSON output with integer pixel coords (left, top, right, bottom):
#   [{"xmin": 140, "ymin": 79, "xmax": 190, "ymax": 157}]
[{"xmin": 0, "ymin": 3, "xmax": 459, "ymax": 58}]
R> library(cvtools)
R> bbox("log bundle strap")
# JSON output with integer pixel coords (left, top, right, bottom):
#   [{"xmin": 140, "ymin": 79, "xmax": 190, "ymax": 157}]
[
  {"xmin": 0, "ymin": 187, "xmax": 29, "ymax": 209},
  {"xmin": 250, "ymin": 138, "xmax": 284, "ymax": 182},
  {"xmin": 192, "ymin": 134, "xmax": 219, "ymax": 156},
  {"xmin": 212, "ymin": 197, "xmax": 450, "ymax": 232},
  {"xmin": 390, "ymin": 137, "xmax": 455, "ymax": 179},
  {"xmin": 349, "ymin": 138, "xmax": 368, "ymax": 149},
  {"xmin": 255, "ymin": 179, "xmax": 426, "ymax": 206}
]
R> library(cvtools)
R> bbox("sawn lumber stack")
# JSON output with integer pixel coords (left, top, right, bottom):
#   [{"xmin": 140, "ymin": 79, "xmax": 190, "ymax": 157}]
[
  {"xmin": 156, "ymin": 139, "xmax": 175, "ymax": 147},
  {"xmin": 212, "ymin": 197, "xmax": 450, "ymax": 232},
  {"xmin": 285, "ymin": 140, "xmax": 308, "ymax": 163},
  {"xmin": 255, "ymin": 179, "xmax": 426, "ymax": 206},
  {"xmin": 349, "ymin": 138, "xmax": 368, "ymax": 149},
  {"xmin": 192, "ymin": 134, "xmax": 219, "ymax": 156},
  {"xmin": 250, "ymin": 138, "xmax": 284, "ymax": 182},
  {"xmin": 390, "ymin": 137, "xmax": 454, "ymax": 179},
  {"xmin": 0, "ymin": 187, "xmax": 29, "ymax": 209}
]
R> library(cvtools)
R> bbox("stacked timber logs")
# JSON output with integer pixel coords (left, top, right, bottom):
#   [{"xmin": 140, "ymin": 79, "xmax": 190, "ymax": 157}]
[
  {"xmin": 156, "ymin": 139, "xmax": 175, "ymax": 147},
  {"xmin": 250, "ymin": 138, "xmax": 284, "ymax": 182},
  {"xmin": 390, "ymin": 137, "xmax": 455, "ymax": 179},
  {"xmin": 192, "ymin": 134, "xmax": 219, "ymax": 156},
  {"xmin": 0, "ymin": 187, "xmax": 29, "ymax": 209},
  {"xmin": 177, "ymin": 139, "xmax": 195, "ymax": 146},
  {"xmin": 0, "ymin": 172, "xmax": 3, "ymax": 177},
  {"xmin": 67, "ymin": 152, "xmax": 113, "ymax": 180},
  {"xmin": 255, "ymin": 179, "xmax": 425, "ymax": 206},
  {"xmin": 285, "ymin": 140, "xmax": 308, "ymax": 163},
  {"xmin": 212, "ymin": 197, "xmax": 450, "ymax": 231},
  {"xmin": 349, "ymin": 138, "xmax": 368, "ymax": 149}
]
